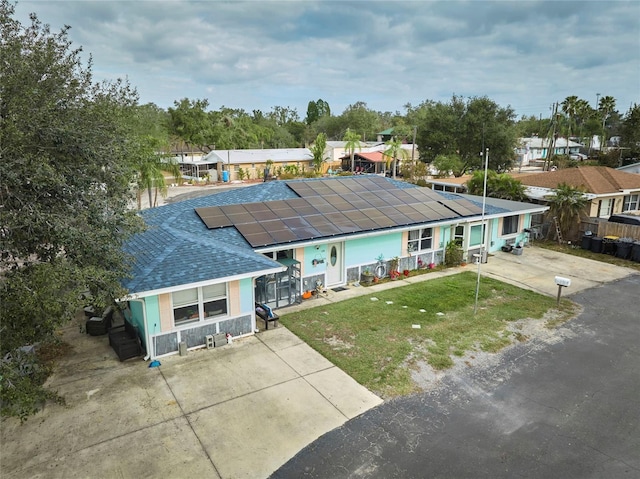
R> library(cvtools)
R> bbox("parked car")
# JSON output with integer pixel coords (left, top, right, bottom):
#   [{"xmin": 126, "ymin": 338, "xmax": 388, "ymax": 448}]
[
  {"xmin": 608, "ymin": 214, "xmax": 640, "ymax": 226},
  {"xmin": 570, "ymin": 153, "xmax": 588, "ymax": 161}
]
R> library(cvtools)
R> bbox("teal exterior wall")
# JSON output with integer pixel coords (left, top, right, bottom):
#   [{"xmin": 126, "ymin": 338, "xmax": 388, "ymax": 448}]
[
  {"xmin": 345, "ymin": 233, "xmax": 402, "ymax": 265},
  {"xmin": 239, "ymin": 277, "xmax": 254, "ymax": 314},
  {"xmin": 144, "ymin": 296, "xmax": 160, "ymax": 336},
  {"xmin": 129, "ymin": 299, "xmax": 148, "ymax": 350},
  {"xmin": 304, "ymin": 245, "xmax": 327, "ymax": 273}
]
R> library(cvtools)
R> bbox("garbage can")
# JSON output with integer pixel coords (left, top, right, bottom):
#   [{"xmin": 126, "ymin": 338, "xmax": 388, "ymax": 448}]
[
  {"xmin": 631, "ymin": 242, "xmax": 640, "ymax": 263},
  {"xmin": 590, "ymin": 237, "xmax": 603, "ymax": 253},
  {"xmin": 222, "ymin": 170, "xmax": 229, "ymax": 182},
  {"xmin": 602, "ymin": 235, "xmax": 619, "ymax": 255},
  {"xmin": 615, "ymin": 240, "xmax": 633, "ymax": 259},
  {"xmin": 581, "ymin": 234, "xmax": 592, "ymax": 250}
]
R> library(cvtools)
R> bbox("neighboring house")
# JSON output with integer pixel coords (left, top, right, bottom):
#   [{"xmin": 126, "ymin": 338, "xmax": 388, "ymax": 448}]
[
  {"xmin": 428, "ymin": 175, "xmax": 472, "ymax": 193},
  {"xmin": 121, "ymin": 176, "xmax": 548, "ymax": 359},
  {"xmin": 339, "ymin": 145, "xmax": 417, "ymax": 174},
  {"xmin": 617, "ymin": 162, "xmax": 640, "ymax": 175},
  {"xmin": 198, "ymin": 148, "xmax": 314, "ymax": 182},
  {"xmin": 517, "ymin": 166, "xmax": 640, "ymax": 218},
  {"xmin": 516, "ymin": 137, "xmax": 583, "ymax": 166}
]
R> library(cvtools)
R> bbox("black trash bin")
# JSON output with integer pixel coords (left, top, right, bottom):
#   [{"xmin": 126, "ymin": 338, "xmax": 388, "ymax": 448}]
[
  {"xmin": 590, "ymin": 237, "xmax": 603, "ymax": 253},
  {"xmin": 602, "ymin": 237, "xmax": 618, "ymax": 255},
  {"xmin": 631, "ymin": 242, "xmax": 640, "ymax": 263},
  {"xmin": 615, "ymin": 241, "xmax": 633, "ymax": 259},
  {"xmin": 581, "ymin": 235, "xmax": 592, "ymax": 250}
]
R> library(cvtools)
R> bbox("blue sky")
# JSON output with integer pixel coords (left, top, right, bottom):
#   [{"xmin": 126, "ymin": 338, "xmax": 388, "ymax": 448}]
[{"xmin": 14, "ymin": 0, "xmax": 640, "ymax": 119}]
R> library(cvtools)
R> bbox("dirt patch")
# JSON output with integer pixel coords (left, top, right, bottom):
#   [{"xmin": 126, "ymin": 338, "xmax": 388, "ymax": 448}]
[{"xmin": 409, "ymin": 305, "xmax": 583, "ymax": 393}]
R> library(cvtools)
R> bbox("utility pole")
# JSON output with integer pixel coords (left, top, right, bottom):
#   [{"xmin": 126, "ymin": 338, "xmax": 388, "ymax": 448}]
[{"xmin": 544, "ymin": 103, "xmax": 557, "ymax": 171}]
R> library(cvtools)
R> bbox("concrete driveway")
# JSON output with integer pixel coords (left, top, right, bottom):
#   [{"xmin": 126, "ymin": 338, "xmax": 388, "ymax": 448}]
[
  {"xmin": 0, "ymin": 324, "xmax": 381, "ymax": 479},
  {"xmin": 477, "ymin": 246, "xmax": 635, "ymax": 297}
]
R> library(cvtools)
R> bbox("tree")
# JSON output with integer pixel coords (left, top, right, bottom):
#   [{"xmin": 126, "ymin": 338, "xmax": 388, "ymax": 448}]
[
  {"xmin": 309, "ymin": 133, "xmax": 329, "ymax": 173},
  {"xmin": 561, "ymin": 95, "xmax": 579, "ymax": 138},
  {"xmin": 383, "ymin": 137, "xmax": 409, "ymax": 179},
  {"xmin": 167, "ymin": 98, "xmax": 214, "ymax": 153},
  {"xmin": 0, "ymin": 2, "xmax": 143, "ymax": 418},
  {"xmin": 619, "ymin": 103, "xmax": 640, "ymax": 161},
  {"xmin": 343, "ymin": 128, "xmax": 362, "ymax": 173},
  {"xmin": 598, "ymin": 95, "xmax": 617, "ymax": 146},
  {"xmin": 431, "ymin": 154, "xmax": 464, "ymax": 178},
  {"xmin": 466, "ymin": 170, "xmax": 527, "ymax": 201},
  {"xmin": 415, "ymin": 96, "xmax": 517, "ymax": 173},
  {"xmin": 305, "ymin": 99, "xmax": 331, "ymax": 125},
  {"xmin": 545, "ymin": 183, "xmax": 589, "ymax": 241}
]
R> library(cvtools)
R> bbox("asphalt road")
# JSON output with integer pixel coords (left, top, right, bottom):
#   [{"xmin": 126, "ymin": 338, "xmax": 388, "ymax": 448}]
[{"xmin": 271, "ymin": 274, "xmax": 640, "ymax": 479}]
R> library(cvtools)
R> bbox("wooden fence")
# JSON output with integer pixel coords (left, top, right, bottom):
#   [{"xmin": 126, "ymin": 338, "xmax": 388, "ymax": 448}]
[{"xmin": 580, "ymin": 218, "xmax": 640, "ymax": 240}]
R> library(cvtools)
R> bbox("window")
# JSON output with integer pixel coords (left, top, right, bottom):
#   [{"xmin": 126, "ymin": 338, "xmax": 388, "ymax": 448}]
[
  {"xmin": 469, "ymin": 224, "xmax": 485, "ymax": 247},
  {"xmin": 597, "ymin": 199, "xmax": 613, "ymax": 218},
  {"xmin": 172, "ymin": 288, "xmax": 199, "ymax": 326},
  {"xmin": 408, "ymin": 228, "xmax": 433, "ymax": 252},
  {"xmin": 202, "ymin": 284, "xmax": 227, "ymax": 318},
  {"xmin": 453, "ymin": 225, "xmax": 464, "ymax": 246},
  {"xmin": 172, "ymin": 284, "xmax": 228, "ymax": 326},
  {"xmin": 623, "ymin": 194, "xmax": 639, "ymax": 212},
  {"xmin": 502, "ymin": 215, "xmax": 519, "ymax": 235}
]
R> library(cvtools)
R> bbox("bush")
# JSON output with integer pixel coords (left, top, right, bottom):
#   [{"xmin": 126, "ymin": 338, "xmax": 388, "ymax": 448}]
[
  {"xmin": 444, "ymin": 241, "xmax": 463, "ymax": 267},
  {"xmin": 0, "ymin": 346, "xmax": 63, "ymax": 422}
]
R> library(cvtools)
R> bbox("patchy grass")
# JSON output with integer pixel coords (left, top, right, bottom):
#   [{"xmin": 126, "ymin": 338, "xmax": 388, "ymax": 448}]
[
  {"xmin": 280, "ymin": 271, "xmax": 578, "ymax": 398},
  {"xmin": 537, "ymin": 240, "xmax": 640, "ymax": 272}
]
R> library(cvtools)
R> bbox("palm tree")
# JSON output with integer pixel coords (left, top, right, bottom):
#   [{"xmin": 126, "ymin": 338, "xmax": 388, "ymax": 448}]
[
  {"xmin": 598, "ymin": 96, "xmax": 616, "ymax": 146},
  {"xmin": 545, "ymin": 183, "xmax": 589, "ymax": 241},
  {"xmin": 132, "ymin": 136, "xmax": 181, "ymax": 209},
  {"xmin": 309, "ymin": 133, "xmax": 330, "ymax": 174},
  {"xmin": 343, "ymin": 128, "xmax": 362, "ymax": 173},
  {"xmin": 383, "ymin": 137, "xmax": 409, "ymax": 179},
  {"xmin": 561, "ymin": 95, "xmax": 579, "ymax": 139}
]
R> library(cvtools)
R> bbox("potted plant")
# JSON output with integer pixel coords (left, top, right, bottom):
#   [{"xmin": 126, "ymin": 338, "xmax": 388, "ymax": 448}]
[{"xmin": 361, "ymin": 268, "xmax": 374, "ymax": 285}]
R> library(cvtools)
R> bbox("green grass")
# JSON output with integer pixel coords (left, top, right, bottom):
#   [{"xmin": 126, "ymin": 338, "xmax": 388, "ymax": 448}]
[{"xmin": 280, "ymin": 271, "xmax": 578, "ymax": 398}]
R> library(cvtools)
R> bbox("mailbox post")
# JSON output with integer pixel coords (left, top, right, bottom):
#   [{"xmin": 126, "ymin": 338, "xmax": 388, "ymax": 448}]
[{"xmin": 554, "ymin": 276, "xmax": 571, "ymax": 306}]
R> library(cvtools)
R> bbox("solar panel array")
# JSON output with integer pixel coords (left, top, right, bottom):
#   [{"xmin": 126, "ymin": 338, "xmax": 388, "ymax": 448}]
[{"xmin": 195, "ymin": 177, "xmax": 483, "ymax": 247}]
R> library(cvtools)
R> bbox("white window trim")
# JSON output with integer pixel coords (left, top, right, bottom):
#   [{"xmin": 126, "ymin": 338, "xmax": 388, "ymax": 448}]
[
  {"xmin": 172, "ymin": 283, "xmax": 229, "ymax": 328},
  {"xmin": 407, "ymin": 227, "xmax": 434, "ymax": 253}
]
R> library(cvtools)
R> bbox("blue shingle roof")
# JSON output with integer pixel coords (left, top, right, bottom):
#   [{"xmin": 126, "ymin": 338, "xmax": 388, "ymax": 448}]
[{"xmin": 122, "ymin": 176, "xmax": 537, "ymax": 295}]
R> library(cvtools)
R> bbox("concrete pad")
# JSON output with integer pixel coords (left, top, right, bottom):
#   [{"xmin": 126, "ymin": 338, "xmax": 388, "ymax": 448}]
[
  {"xmin": 4, "ymin": 417, "xmax": 218, "ymax": 479},
  {"xmin": 1, "ymin": 358, "xmax": 180, "ymax": 473},
  {"xmin": 160, "ymin": 337, "xmax": 299, "ymax": 414},
  {"xmin": 273, "ymin": 342, "xmax": 335, "ymax": 376},
  {"xmin": 480, "ymin": 247, "xmax": 634, "ymax": 296},
  {"xmin": 256, "ymin": 325, "xmax": 305, "ymax": 352},
  {"xmin": 189, "ymin": 378, "xmax": 348, "ymax": 479},
  {"xmin": 305, "ymin": 367, "xmax": 384, "ymax": 419}
]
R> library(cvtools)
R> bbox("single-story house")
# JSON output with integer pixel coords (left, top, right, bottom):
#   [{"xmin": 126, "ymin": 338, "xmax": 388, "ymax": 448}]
[
  {"xmin": 516, "ymin": 137, "xmax": 583, "ymax": 166},
  {"xmin": 121, "ymin": 175, "xmax": 548, "ymax": 359},
  {"xmin": 617, "ymin": 162, "xmax": 640, "ymax": 175},
  {"xmin": 517, "ymin": 166, "xmax": 640, "ymax": 218},
  {"xmin": 198, "ymin": 148, "xmax": 314, "ymax": 181}
]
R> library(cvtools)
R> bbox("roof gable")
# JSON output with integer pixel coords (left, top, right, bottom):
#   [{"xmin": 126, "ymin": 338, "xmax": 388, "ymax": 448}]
[{"xmin": 517, "ymin": 166, "xmax": 640, "ymax": 194}]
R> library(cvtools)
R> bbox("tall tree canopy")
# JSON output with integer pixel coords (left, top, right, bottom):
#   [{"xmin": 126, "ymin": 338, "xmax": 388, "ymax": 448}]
[
  {"xmin": 413, "ymin": 95, "xmax": 517, "ymax": 173},
  {"xmin": 0, "ymin": 1, "xmax": 143, "ymax": 416},
  {"xmin": 466, "ymin": 170, "xmax": 527, "ymax": 201}
]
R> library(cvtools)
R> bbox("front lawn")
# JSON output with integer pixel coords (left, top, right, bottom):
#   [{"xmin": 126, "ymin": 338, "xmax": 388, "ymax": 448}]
[{"xmin": 280, "ymin": 271, "xmax": 578, "ymax": 398}]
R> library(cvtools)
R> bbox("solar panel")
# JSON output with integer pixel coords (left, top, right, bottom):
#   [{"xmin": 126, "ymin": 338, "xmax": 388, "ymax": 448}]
[{"xmin": 196, "ymin": 177, "xmax": 488, "ymax": 247}]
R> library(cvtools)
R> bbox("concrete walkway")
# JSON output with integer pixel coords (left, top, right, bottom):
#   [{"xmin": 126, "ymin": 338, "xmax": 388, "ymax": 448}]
[{"xmin": 1, "ymin": 247, "xmax": 635, "ymax": 478}]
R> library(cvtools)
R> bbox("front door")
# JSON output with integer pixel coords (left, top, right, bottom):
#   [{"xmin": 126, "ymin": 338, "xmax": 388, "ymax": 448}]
[{"xmin": 325, "ymin": 242, "xmax": 344, "ymax": 286}]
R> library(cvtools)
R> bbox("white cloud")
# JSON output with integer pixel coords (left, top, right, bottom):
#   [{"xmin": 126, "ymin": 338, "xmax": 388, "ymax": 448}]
[{"xmin": 13, "ymin": 0, "xmax": 640, "ymax": 117}]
